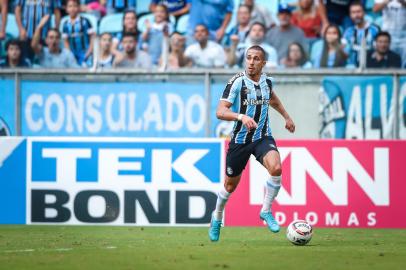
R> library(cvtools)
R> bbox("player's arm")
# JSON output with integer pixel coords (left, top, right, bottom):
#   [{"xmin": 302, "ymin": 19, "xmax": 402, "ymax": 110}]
[
  {"xmin": 31, "ymin": 15, "xmax": 50, "ymax": 54},
  {"xmin": 0, "ymin": 0, "xmax": 7, "ymax": 39},
  {"xmin": 269, "ymin": 91, "xmax": 295, "ymax": 133},
  {"xmin": 216, "ymin": 100, "xmax": 257, "ymax": 130}
]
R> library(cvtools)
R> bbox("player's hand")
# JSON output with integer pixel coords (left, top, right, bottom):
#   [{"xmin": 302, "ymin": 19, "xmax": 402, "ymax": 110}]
[
  {"xmin": 285, "ymin": 117, "xmax": 295, "ymax": 133},
  {"xmin": 19, "ymin": 28, "xmax": 27, "ymax": 40},
  {"xmin": 230, "ymin": 35, "xmax": 239, "ymax": 45},
  {"xmin": 242, "ymin": 115, "xmax": 258, "ymax": 130},
  {"xmin": 38, "ymin": 14, "xmax": 50, "ymax": 28},
  {"xmin": 216, "ymin": 27, "xmax": 225, "ymax": 42}
]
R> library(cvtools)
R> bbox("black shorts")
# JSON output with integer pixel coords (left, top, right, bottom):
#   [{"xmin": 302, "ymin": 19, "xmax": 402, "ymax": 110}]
[{"xmin": 225, "ymin": 136, "xmax": 278, "ymax": 177}]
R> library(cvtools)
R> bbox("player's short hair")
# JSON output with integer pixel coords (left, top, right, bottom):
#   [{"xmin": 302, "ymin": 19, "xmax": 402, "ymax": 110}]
[
  {"xmin": 66, "ymin": 0, "xmax": 80, "ymax": 5},
  {"xmin": 246, "ymin": 45, "xmax": 267, "ymax": 61},
  {"xmin": 375, "ymin": 31, "xmax": 391, "ymax": 43},
  {"xmin": 5, "ymin": 39, "xmax": 21, "ymax": 51},
  {"xmin": 195, "ymin": 24, "xmax": 209, "ymax": 33},
  {"xmin": 349, "ymin": 1, "xmax": 364, "ymax": 11},
  {"xmin": 100, "ymin": 32, "xmax": 112, "ymax": 39},
  {"xmin": 249, "ymin": 22, "xmax": 266, "ymax": 33},
  {"xmin": 122, "ymin": 32, "xmax": 137, "ymax": 41},
  {"xmin": 46, "ymin": 28, "xmax": 61, "ymax": 38}
]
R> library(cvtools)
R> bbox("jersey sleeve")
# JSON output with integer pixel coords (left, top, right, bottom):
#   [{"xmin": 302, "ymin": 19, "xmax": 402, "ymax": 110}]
[
  {"xmin": 220, "ymin": 75, "xmax": 242, "ymax": 104},
  {"xmin": 266, "ymin": 76, "xmax": 274, "ymax": 98}
]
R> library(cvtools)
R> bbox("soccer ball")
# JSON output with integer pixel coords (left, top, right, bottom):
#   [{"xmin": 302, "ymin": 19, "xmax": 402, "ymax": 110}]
[{"xmin": 286, "ymin": 220, "xmax": 313, "ymax": 246}]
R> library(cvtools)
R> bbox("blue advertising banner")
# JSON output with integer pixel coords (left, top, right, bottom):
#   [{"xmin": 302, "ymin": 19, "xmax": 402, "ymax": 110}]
[
  {"xmin": 0, "ymin": 137, "xmax": 223, "ymax": 225},
  {"xmin": 210, "ymin": 83, "xmax": 235, "ymax": 138},
  {"xmin": 400, "ymin": 77, "xmax": 406, "ymax": 139},
  {"xmin": 0, "ymin": 79, "xmax": 15, "ymax": 135},
  {"xmin": 320, "ymin": 76, "xmax": 396, "ymax": 139},
  {"xmin": 21, "ymin": 81, "xmax": 207, "ymax": 137}
]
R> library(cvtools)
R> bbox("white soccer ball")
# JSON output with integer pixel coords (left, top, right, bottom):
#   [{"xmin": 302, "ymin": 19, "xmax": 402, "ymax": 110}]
[{"xmin": 286, "ymin": 220, "xmax": 313, "ymax": 246}]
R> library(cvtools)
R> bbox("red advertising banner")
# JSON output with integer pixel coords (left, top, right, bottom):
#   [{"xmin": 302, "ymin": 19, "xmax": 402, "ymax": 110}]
[{"xmin": 225, "ymin": 140, "xmax": 406, "ymax": 228}]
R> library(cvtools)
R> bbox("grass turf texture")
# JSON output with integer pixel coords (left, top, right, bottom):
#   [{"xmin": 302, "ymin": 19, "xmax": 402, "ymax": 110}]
[{"xmin": 0, "ymin": 226, "xmax": 405, "ymax": 270}]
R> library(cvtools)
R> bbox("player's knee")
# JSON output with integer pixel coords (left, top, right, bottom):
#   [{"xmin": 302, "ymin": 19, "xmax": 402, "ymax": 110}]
[
  {"xmin": 270, "ymin": 163, "xmax": 282, "ymax": 176},
  {"xmin": 225, "ymin": 182, "xmax": 237, "ymax": 193}
]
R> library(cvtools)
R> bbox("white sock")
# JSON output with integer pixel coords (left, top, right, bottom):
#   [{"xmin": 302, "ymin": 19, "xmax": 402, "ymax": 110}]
[
  {"xmin": 261, "ymin": 175, "xmax": 281, "ymax": 213},
  {"xmin": 213, "ymin": 185, "xmax": 231, "ymax": 221}
]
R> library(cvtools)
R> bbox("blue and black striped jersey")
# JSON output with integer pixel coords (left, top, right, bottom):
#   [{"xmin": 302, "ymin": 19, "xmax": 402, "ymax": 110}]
[
  {"xmin": 62, "ymin": 16, "xmax": 94, "ymax": 65},
  {"xmin": 221, "ymin": 72, "xmax": 273, "ymax": 144},
  {"xmin": 15, "ymin": 0, "xmax": 61, "ymax": 39}
]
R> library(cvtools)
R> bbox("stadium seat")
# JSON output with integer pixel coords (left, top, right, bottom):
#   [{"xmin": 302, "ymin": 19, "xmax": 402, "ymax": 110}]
[
  {"xmin": 136, "ymin": 0, "xmax": 150, "ymax": 15},
  {"xmin": 364, "ymin": 14, "xmax": 374, "ymax": 24},
  {"xmin": 256, "ymin": 0, "xmax": 279, "ymax": 15},
  {"xmin": 310, "ymin": 39, "xmax": 323, "ymax": 64},
  {"xmin": 374, "ymin": 16, "xmax": 383, "ymax": 28},
  {"xmin": 176, "ymin": 14, "xmax": 189, "ymax": 34},
  {"xmin": 99, "ymin": 13, "xmax": 124, "ymax": 34},
  {"xmin": 365, "ymin": 0, "xmax": 374, "ymax": 10},
  {"xmin": 137, "ymin": 13, "xmax": 176, "ymax": 33},
  {"xmin": 5, "ymin": 14, "xmax": 19, "ymax": 38}
]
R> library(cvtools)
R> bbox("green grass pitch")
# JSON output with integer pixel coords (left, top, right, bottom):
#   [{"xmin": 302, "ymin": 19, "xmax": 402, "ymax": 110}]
[{"xmin": 0, "ymin": 226, "xmax": 405, "ymax": 270}]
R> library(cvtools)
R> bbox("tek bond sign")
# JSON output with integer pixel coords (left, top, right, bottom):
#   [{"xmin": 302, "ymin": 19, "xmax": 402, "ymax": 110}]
[
  {"xmin": 0, "ymin": 138, "xmax": 405, "ymax": 228},
  {"xmin": 0, "ymin": 138, "xmax": 223, "ymax": 226}
]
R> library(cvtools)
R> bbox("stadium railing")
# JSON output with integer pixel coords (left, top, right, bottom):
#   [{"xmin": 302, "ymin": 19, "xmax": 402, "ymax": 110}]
[{"xmin": 1, "ymin": 69, "xmax": 405, "ymax": 138}]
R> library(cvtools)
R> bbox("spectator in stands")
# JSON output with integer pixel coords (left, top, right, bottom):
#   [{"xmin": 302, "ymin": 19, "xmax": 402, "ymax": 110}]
[
  {"xmin": 373, "ymin": 0, "xmax": 406, "ymax": 67},
  {"xmin": 291, "ymin": 0, "xmax": 323, "ymax": 39},
  {"xmin": 150, "ymin": 0, "xmax": 191, "ymax": 21},
  {"xmin": 228, "ymin": 22, "xmax": 277, "ymax": 68},
  {"xmin": 80, "ymin": 0, "xmax": 107, "ymax": 19},
  {"xmin": 343, "ymin": 1, "xmax": 380, "ymax": 67},
  {"xmin": 366, "ymin": 31, "xmax": 401, "ymax": 68},
  {"xmin": 95, "ymin": 32, "xmax": 115, "ymax": 69},
  {"xmin": 266, "ymin": 4, "xmax": 308, "ymax": 62},
  {"xmin": 184, "ymin": 24, "xmax": 226, "ymax": 68},
  {"xmin": 106, "ymin": 0, "xmax": 135, "ymax": 14},
  {"xmin": 317, "ymin": 0, "xmax": 363, "ymax": 29},
  {"xmin": 140, "ymin": 4, "xmax": 173, "ymax": 65},
  {"xmin": 112, "ymin": 10, "xmax": 138, "ymax": 53},
  {"xmin": 113, "ymin": 32, "xmax": 152, "ymax": 68},
  {"xmin": 312, "ymin": 24, "xmax": 347, "ymax": 68},
  {"xmin": 223, "ymin": 4, "xmax": 251, "ymax": 48},
  {"xmin": 15, "ymin": 0, "xmax": 62, "ymax": 60},
  {"xmin": 0, "ymin": 0, "xmax": 7, "ymax": 41},
  {"xmin": 159, "ymin": 31, "xmax": 188, "ymax": 69},
  {"xmin": 31, "ymin": 15, "xmax": 79, "ymax": 68},
  {"xmin": 187, "ymin": 0, "xmax": 234, "ymax": 42},
  {"xmin": 280, "ymin": 42, "xmax": 312, "ymax": 68},
  {"xmin": 62, "ymin": 0, "xmax": 96, "ymax": 66},
  {"xmin": 244, "ymin": 0, "xmax": 275, "ymax": 29},
  {"xmin": 0, "ymin": 39, "xmax": 31, "ymax": 67}
]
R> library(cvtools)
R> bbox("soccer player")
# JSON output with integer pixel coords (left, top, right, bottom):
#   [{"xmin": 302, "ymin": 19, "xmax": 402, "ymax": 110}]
[{"xmin": 209, "ymin": 45, "xmax": 295, "ymax": 242}]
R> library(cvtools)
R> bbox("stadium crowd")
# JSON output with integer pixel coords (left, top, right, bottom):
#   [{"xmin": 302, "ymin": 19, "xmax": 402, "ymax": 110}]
[{"xmin": 0, "ymin": 0, "xmax": 405, "ymax": 69}]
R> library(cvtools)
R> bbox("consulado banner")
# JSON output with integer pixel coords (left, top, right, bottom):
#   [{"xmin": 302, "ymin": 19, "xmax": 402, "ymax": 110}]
[
  {"xmin": 320, "ymin": 76, "xmax": 406, "ymax": 139},
  {"xmin": 19, "ymin": 81, "xmax": 207, "ymax": 137},
  {"xmin": 0, "ymin": 137, "xmax": 405, "ymax": 228},
  {"xmin": 0, "ymin": 80, "xmax": 15, "ymax": 136}
]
